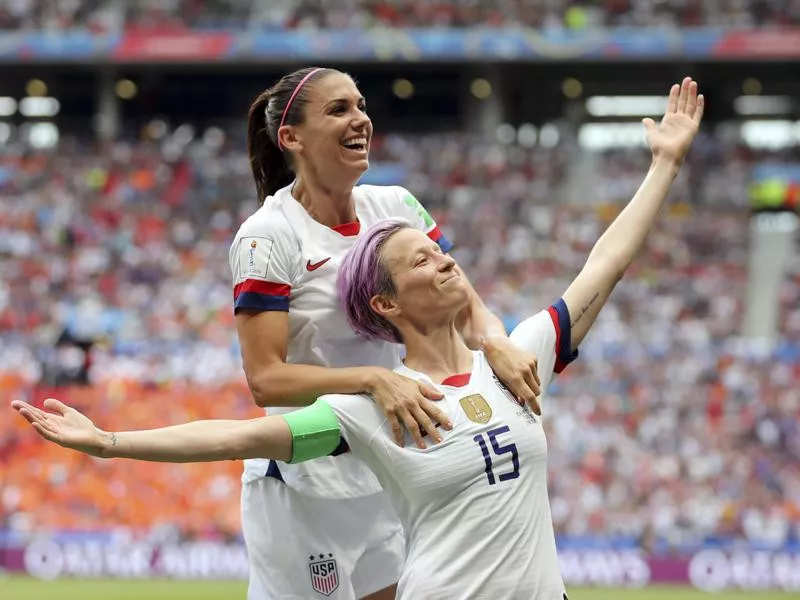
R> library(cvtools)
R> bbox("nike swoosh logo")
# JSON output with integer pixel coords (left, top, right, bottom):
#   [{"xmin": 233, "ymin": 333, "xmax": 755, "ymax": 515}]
[{"xmin": 306, "ymin": 257, "xmax": 331, "ymax": 272}]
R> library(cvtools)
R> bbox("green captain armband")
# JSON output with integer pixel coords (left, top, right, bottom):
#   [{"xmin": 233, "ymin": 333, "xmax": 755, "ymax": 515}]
[{"xmin": 282, "ymin": 399, "xmax": 343, "ymax": 464}]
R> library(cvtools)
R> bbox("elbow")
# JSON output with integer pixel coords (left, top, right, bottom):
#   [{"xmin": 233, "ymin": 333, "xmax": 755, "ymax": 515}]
[
  {"xmin": 587, "ymin": 252, "xmax": 628, "ymax": 284},
  {"xmin": 246, "ymin": 367, "xmax": 282, "ymax": 408}
]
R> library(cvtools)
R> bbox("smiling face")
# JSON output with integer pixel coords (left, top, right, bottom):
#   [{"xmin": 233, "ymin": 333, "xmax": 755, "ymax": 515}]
[
  {"xmin": 278, "ymin": 72, "xmax": 372, "ymax": 186},
  {"xmin": 371, "ymin": 228, "xmax": 470, "ymax": 333}
]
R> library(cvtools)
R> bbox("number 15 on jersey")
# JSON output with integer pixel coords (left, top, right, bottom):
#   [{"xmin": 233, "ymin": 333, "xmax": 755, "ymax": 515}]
[{"xmin": 473, "ymin": 425, "xmax": 520, "ymax": 485}]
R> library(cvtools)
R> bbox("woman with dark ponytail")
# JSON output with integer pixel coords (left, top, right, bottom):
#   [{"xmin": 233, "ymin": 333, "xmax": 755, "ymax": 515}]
[
  {"xmin": 246, "ymin": 88, "xmax": 293, "ymax": 202},
  {"xmin": 230, "ymin": 66, "xmax": 543, "ymax": 599}
]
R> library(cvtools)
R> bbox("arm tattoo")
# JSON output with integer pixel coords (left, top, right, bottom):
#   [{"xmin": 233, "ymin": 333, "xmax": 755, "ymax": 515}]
[
  {"xmin": 110, "ymin": 432, "xmax": 118, "ymax": 447},
  {"xmin": 571, "ymin": 292, "xmax": 600, "ymax": 327}
]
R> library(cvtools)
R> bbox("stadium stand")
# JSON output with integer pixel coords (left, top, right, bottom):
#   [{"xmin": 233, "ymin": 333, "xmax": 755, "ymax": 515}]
[
  {"xmin": 1, "ymin": 127, "xmax": 798, "ymax": 551},
  {"xmin": 1, "ymin": 0, "xmax": 798, "ymax": 31}
]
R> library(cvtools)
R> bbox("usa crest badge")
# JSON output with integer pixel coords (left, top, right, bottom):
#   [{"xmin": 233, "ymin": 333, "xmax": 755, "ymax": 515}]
[
  {"xmin": 309, "ymin": 553, "xmax": 339, "ymax": 596},
  {"xmin": 460, "ymin": 394, "xmax": 492, "ymax": 424}
]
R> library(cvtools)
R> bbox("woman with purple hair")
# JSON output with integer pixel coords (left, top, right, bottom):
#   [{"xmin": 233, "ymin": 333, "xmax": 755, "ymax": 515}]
[{"xmin": 13, "ymin": 78, "xmax": 703, "ymax": 598}]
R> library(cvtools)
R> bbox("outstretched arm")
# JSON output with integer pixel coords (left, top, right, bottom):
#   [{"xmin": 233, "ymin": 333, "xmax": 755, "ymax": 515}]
[
  {"xmin": 563, "ymin": 77, "xmax": 704, "ymax": 348},
  {"xmin": 12, "ymin": 399, "xmax": 292, "ymax": 462}
]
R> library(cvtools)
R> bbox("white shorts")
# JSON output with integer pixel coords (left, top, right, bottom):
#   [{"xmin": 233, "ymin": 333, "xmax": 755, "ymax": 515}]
[{"xmin": 242, "ymin": 476, "xmax": 405, "ymax": 600}]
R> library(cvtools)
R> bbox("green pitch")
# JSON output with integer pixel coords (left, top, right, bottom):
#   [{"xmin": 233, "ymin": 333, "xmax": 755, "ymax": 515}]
[{"xmin": 1, "ymin": 577, "xmax": 796, "ymax": 599}]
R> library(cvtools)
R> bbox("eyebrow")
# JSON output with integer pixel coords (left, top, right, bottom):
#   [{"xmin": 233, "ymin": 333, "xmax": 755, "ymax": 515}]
[
  {"xmin": 324, "ymin": 96, "xmax": 366, "ymax": 108},
  {"xmin": 407, "ymin": 244, "xmax": 439, "ymax": 266}
]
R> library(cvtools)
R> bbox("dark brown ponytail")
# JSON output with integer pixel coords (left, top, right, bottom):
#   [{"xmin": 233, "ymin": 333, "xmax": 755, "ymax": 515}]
[{"xmin": 246, "ymin": 67, "xmax": 335, "ymax": 204}]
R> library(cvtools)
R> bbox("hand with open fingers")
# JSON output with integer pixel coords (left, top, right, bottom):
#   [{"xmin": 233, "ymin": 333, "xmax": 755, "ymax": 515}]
[
  {"xmin": 481, "ymin": 337, "xmax": 542, "ymax": 415},
  {"xmin": 11, "ymin": 398, "xmax": 107, "ymax": 457},
  {"xmin": 367, "ymin": 369, "xmax": 452, "ymax": 449},
  {"xmin": 643, "ymin": 76, "xmax": 705, "ymax": 165}
]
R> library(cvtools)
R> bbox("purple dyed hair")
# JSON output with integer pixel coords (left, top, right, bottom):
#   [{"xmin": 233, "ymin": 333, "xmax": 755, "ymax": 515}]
[{"xmin": 337, "ymin": 219, "xmax": 412, "ymax": 343}]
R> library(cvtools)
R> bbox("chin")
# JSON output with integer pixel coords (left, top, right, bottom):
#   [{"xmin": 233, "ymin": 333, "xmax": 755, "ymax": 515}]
[
  {"xmin": 350, "ymin": 159, "xmax": 370, "ymax": 179},
  {"xmin": 449, "ymin": 278, "xmax": 468, "ymax": 294},
  {"xmin": 326, "ymin": 161, "xmax": 369, "ymax": 188},
  {"xmin": 449, "ymin": 287, "xmax": 471, "ymax": 312}
]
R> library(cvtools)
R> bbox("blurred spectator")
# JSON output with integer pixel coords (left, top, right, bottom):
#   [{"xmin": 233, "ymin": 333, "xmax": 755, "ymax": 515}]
[{"xmin": 1, "ymin": 0, "xmax": 798, "ymax": 31}]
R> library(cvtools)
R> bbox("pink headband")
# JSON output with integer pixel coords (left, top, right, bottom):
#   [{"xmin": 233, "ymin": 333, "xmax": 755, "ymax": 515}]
[{"xmin": 277, "ymin": 67, "xmax": 324, "ymax": 150}]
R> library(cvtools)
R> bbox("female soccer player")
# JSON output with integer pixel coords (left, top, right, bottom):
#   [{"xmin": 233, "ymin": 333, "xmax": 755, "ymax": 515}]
[
  {"xmin": 232, "ymin": 66, "xmax": 543, "ymax": 598},
  {"xmin": 13, "ymin": 77, "xmax": 703, "ymax": 599}
]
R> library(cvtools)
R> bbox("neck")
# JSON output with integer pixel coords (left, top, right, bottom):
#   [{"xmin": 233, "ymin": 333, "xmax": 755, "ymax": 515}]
[
  {"xmin": 401, "ymin": 320, "xmax": 474, "ymax": 384},
  {"xmin": 292, "ymin": 172, "xmax": 358, "ymax": 227}
]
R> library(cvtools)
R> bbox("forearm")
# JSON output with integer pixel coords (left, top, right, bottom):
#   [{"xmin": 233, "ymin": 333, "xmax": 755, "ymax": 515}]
[
  {"xmin": 455, "ymin": 267, "xmax": 507, "ymax": 348},
  {"xmin": 248, "ymin": 363, "xmax": 380, "ymax": 408},
  {"xmin": 99, "ymin": 417, "xmax": 291, "ymax": 463},
  {"xmin": 586, "ymin": 157, "xmax": 681, "ymax": 274},
  {"xmin": 459, "ymin": 304, "xmax": 507, "ymax": 349},
  {"xmin": 561, "ymin": 158, "xmax": 682, "ymax": 346}
]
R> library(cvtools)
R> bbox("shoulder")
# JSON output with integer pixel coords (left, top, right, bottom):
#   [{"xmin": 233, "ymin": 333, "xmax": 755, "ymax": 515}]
[
  {"xmin": 235, "ymin": 202, "xmax": 294, "ymax": 241},
  {"xmin": 357, "ymin": 184, "xmax": 415, "ymax": 213},
  {"xmin": 509, "ymin": 300, "xmax": 578, "ymax": 377},
  {"xmin": 356, "ymin": 183, "xmax": 409, "ymax": 201},
  {"xmin": 231, "ymin": 202, "xmax": 299, "ymax": 256},
  {"xmin": 228, "ymin": 201, "xmax": 302, "ymax": 284},
  {"xmin": 319, "ymin": 393, "xmax": 386, "ymax": 444},
  {"xmin": 319, "ymin": 392, "xmax": 377, "ymax": 417},
  {"xmin": 508, "ymin": 309, "xmax": 555, "ymax": 347}
]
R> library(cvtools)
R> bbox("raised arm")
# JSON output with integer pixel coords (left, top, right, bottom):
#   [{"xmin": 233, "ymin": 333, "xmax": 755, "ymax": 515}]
[
  {"xmin": 562, "ymin": 77, "xmax": 704, "ymax": 348},
  {"xmin": 11, "ymin": 399, "xmax": 292, "ymax": 462}
]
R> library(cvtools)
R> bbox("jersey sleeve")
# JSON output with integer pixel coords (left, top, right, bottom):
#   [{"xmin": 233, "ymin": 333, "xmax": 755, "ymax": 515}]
[
  {"xmin": 281, "ymin": 394, "xmax": 386, "ymax": 464},
  {"xmin": 322, "ymin": 393, "xmax": 388, "ymax": 457},
  {"xmin": 282, "ymin": 399, "xmax": 348, "ymax": 463},
  {"xmin": 391, "ymin": 186, "xmax": 454, "ymax": 253},
  {"xmin": 229, "ymin": 222, "xmax": 296, "ymax": 314},
  {"xmin": 508, "ymin": 298, "xmax": 579, "ymax": 391}
]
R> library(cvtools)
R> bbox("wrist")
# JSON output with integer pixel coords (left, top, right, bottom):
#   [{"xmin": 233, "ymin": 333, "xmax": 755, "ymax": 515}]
[
  {"xmin": 480, "ymin": 335, "xmax": 507, "ymax": 353},
  {"xmin": 97, "ymin": 429, "xmax": 118, "ymax": 458},
  {"xmin": 360, "ymin": 366, "xmax": 388, "ymax": 394},
  {"xmin": 650, "ymin": 155, "xmax": 682, "ymax": 176}
]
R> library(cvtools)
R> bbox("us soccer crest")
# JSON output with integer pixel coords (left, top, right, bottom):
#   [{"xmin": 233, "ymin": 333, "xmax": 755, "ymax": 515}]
[
  {"xmin": 308, "ymin": 553, "xmax": 339, "ymax": 596},
  {"xmin": 460, "ymin": 394, "xmax": 492, "ymax": 424}
]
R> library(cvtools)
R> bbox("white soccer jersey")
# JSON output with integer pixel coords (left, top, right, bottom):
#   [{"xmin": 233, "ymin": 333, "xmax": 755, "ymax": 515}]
[
  {"xmin": 317, "ymin": 301, "xmax": 578, "ymax": 598},
  {"xmin": 229, "ymin": 181, "xmax": 453, "ymax": 496}
]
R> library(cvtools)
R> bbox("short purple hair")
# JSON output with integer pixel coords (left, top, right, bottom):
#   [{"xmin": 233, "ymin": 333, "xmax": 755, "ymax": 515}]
[{"xmin": 337, "ymin": 219, "xmax": 412, "ymax": 343}]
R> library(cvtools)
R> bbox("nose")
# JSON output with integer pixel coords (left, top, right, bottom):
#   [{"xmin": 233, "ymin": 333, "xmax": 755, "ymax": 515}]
[
  {"xmin": 352, "ymin": 109, "xmax": 370, "ymax": 131},
  {"xmin": 438, "ymin": 254, "xmax": 456, "ymax": 272}
]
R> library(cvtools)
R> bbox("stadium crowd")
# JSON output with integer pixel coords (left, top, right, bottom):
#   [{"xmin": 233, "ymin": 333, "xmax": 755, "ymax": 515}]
[
  {"xmin": 1, "ymin": 125, "xmax": 799, "ymax": 552},
  {"xmin": 1, "ymin": 0, "xmax": 799, "ymax": 31}
]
